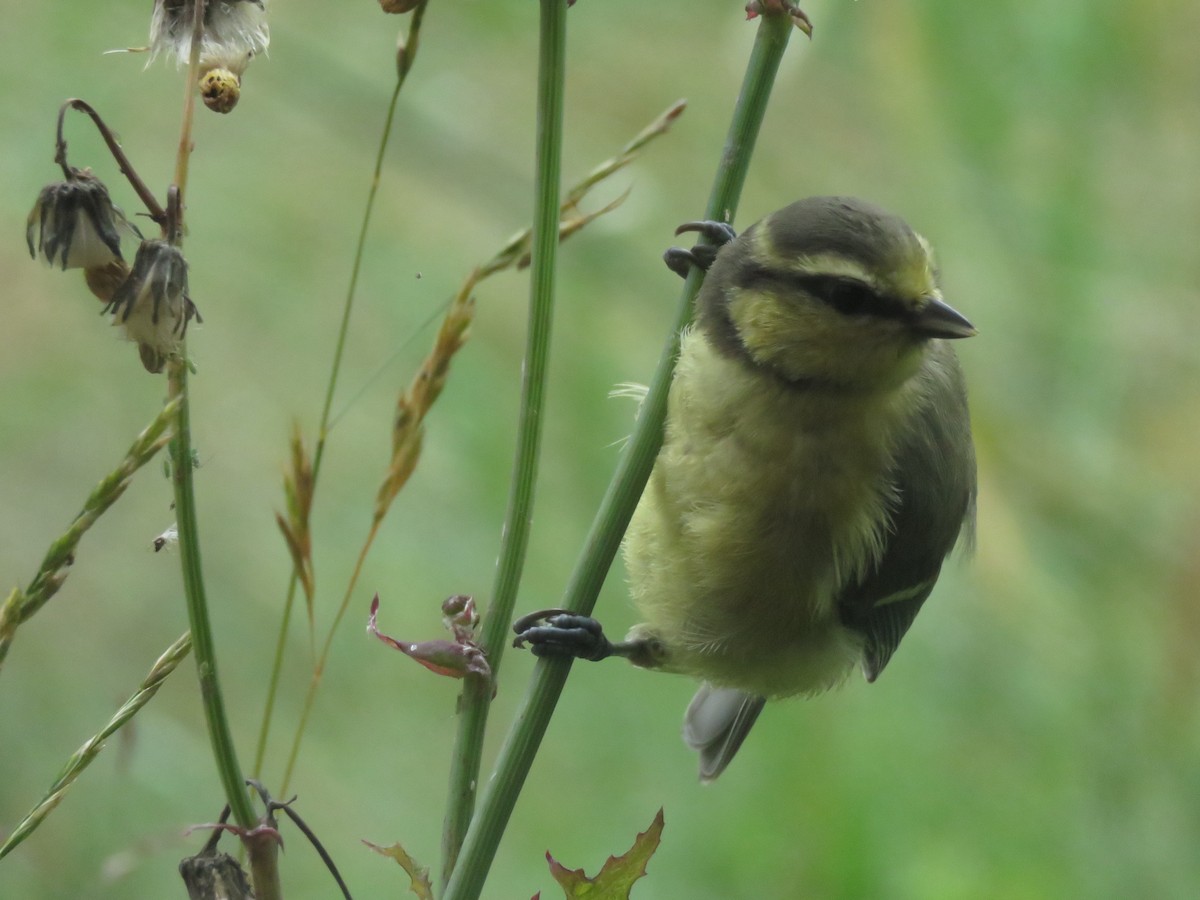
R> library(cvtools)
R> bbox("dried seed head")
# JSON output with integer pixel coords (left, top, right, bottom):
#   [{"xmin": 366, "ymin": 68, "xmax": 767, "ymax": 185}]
[
  {"xmin": 105, "ymin": 240, "xmax": 202, "ymax": 373},
  {"xmin": 199, "ymin": 67, "xmax": 241, "ymax": 113},
  {"xmin": 149, "ymin": 0, "xmax": 269, "ymax": 77},
  {"xmin": 139, "ymin": 342, "xmax": 168, "ymax": 374},
  {"xmin": 26, "ymin": 173, "xmax": 137, "ymax": 270},
  {"xmin": 84, "ymin": 259, "xmax": 132, "ymax": 304}
]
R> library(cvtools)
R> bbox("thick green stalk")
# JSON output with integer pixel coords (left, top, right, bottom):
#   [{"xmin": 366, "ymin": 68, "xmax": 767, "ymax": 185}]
[
  {"xmin": 441, "ymin": 11, "xmax": 794, "ymax": 900},
  {"xmin": 440, "ymin": 0, "xmax": 568, "ymax": 890}
]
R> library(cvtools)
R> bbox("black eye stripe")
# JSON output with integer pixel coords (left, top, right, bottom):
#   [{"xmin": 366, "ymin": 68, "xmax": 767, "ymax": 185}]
[
  {"xmin": 736, "ymin": 264, "xmax": 909, "ymax": 321},
  {"xmin": 799, "ymin": 276, "xmax": 879, "ymax": 316},
  {"xmin": 797, "ymin": 275, "xmax": 914, "ymax": 321}
]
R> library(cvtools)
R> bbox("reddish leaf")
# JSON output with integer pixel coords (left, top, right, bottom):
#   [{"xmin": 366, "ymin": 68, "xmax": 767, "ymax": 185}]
[{"xmin": 368, "ymin": 594, "xmax": 492, "ymax": 681}]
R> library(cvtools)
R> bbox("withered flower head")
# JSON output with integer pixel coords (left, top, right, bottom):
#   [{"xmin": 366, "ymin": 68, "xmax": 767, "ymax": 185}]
[
  {"xmin": 105, "ymin": 240, "xmax": 202, "ymax": 373},
  {"xmin": 26, "ymin": 172, "xmax": 137, "ymax": 271},
  {"xmin": 85, "ymin": 260, "xmax": 133, "ymax": 306},
  {"xmin": 150, "ymin": 0, "xmax": 270, "ymax": 77}
]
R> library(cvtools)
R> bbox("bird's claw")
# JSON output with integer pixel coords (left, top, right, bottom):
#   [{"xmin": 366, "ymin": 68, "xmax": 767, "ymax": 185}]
[
  {"xmin": 512, "ymin": 608, "xmax": 615, "ymax": 662},
  {"xmin": 663, "ymin": 246, "xmax": 713, "ymax": 279},
  {"xmin": 674, "ymin": 220, "xmax": 738, "ymax": 244},
  {"xmin": 663, "ymin": 220, "xmax": 738, "ymax": 279}
]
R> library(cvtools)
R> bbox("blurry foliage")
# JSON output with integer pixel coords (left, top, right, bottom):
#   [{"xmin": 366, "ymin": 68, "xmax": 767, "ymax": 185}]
[{"xmin": 1, "ymin": 1, "xmax": 1197, "ymax": 898}]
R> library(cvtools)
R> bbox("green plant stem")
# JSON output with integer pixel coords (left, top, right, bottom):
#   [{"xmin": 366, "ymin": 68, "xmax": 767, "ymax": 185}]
[
  {"xmin": 173, "ymin": 0, "xmax": 256, "ymax": 818},
  {"xmin": 316, "ymin": 0, "xmax": 429, "ymax": 473},
  {"xmin": 251, "ymin": 579, "xmax": 294, "ymax": 780},
  {"xmin": 278, "ymin": 519, "xmax": 380, "ymax": 796},
  {"xmin": 166, "ymin": 9, "xmax": 279, "ymax": 896},
  {"xmin": 170, "ymin": 360, "xmax": 282, "ymax": 900},
  {"xmin": 441, "ymin": 11, "xmax": 794, "ymax": 900},
  {"xmin": 252, "ymin": 0, "xmax": 430, "ymax": 785},
  {"xmin": 440, "ymin": 0, "xmax": 568, "ymax": 891},
  {"xmin": 168, "ymin": 362, "xmax": 256, "ymax": 832}
]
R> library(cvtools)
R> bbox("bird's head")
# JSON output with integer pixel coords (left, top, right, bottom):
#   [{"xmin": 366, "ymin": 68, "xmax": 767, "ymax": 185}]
[{"xmin": 697, "ymin": 196, "xmax": 975, "ymax": 392}]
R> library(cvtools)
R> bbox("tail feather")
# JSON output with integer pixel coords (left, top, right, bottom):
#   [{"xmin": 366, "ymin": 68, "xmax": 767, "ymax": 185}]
[{"xmin": 683, "ymin": 684, "xmax": 766, "ymax": 782}]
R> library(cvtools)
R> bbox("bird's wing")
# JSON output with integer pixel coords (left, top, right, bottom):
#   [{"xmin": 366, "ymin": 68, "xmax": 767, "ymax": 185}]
[
  {"xmin": 837, "ymin": 349, "xmax": 976, "ymax": 681},
  {"xmin": 683, "ymin": 683, "xmax": 767, "ymax": 782}
]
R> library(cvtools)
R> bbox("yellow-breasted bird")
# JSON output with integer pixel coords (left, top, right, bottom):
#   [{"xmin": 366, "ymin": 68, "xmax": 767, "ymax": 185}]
[{"xmin": 515, "ymin": 196, "xmax": 976, "ymax": 780}]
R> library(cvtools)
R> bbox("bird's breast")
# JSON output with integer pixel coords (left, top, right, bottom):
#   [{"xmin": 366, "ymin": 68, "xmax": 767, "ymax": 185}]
[{"xmin": 623, "ymin": 330, "xmax": 912, "ymax": 694}]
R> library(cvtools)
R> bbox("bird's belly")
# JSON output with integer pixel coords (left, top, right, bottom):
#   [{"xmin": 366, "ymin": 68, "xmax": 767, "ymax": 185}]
[
  {"xmin": 623, "ymin": 352, "xmax": 896, "ymax": 696},
  {"xmin": 626, "ymin": 448, "xmax": 868, "ymax": 695}
]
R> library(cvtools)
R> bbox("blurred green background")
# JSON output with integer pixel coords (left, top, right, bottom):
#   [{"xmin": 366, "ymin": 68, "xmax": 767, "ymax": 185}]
[{"xmin": 2, "ymin": 1, "xmax": 1198, "ymax": 897}]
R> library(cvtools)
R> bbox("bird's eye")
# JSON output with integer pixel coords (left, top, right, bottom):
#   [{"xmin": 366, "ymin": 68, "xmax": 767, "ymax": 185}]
[{"xmin": 813, "ymin": 278, "xmax": 879, "ymax": 317}]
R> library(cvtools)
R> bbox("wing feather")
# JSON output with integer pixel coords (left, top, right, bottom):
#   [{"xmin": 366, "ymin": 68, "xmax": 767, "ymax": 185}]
[{"xmin": 837, "ymin": 346, "xmax": 976, "ymax": 679}]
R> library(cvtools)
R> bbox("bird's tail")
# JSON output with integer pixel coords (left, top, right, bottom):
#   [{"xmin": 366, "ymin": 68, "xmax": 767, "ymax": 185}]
[{"xmin": 683, "ymin": 684, "xmax": 766, "ymax": 782}]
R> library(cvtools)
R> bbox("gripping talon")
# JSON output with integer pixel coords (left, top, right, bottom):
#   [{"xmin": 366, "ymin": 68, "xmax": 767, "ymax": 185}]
[
  {"xmin": 663, "ymin": 219, "xmax": 738, "ymax": 278},
  {"xmin": 512, "ymin": 607, "xmax": 573, "ymax": 635},
  {"xmin": 512, "ymin": 609, "xmax": 615, "ymax": 662},
  {"xmin": 663, "ymin": 247, "xmax": 703, "ymax": 279},
  {"xmin": 673, "ymin": 220, "xmax": 738, "ymax": 245}
]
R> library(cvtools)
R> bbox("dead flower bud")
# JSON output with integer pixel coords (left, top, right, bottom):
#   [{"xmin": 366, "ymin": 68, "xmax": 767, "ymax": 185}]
[
  {"xmin": 199, "ymin": 67, "xmax": 241, "ymax": 113},
  {"xmin": 442, "ymin": 594, "xmax": 480, "ymax": 644},
  {"xmin": 149, "ymin": 0, "xmax": 269, "ymax": 77},
  {"xmin": 26, "ymin": 172, "xmax": 137, "ymax": 271},
  {"xmin": 84, "ymin": 260, "xmax": 132, "ymax": 305},
  {"xmin": 105, "ymin": 240, "xmax": 202, "ymax": 373}
]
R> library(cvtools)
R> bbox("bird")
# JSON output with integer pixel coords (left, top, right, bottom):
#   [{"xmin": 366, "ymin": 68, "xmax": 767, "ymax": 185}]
[{"xmin": 513, "ymin": 196, "xmax": 977, "ymax": 781}]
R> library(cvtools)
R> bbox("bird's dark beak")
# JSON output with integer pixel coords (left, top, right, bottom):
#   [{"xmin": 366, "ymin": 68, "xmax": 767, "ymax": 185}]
[{"xmin": 912, "ymin": 296, "xmax": 976, "ymax": 340}]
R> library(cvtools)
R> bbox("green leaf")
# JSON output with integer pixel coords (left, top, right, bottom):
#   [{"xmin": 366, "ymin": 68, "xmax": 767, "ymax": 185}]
[
  {"xmin": 364, "ymin": 839, "xmax": 434, "ymax": 900},
  {"xmin": 545, "ymin": 809, "xmax": 664, "ymax": 899}
]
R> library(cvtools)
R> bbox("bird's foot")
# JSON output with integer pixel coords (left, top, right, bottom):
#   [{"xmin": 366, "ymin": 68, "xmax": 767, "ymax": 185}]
[
  {"xmin": 663, "ymin": 220, "xmax": 738, "ymax": 279},
  {"xmin": 512, "ymin": 608, "xmax": 618, "ymax": 662},
  {"xmin": 513, "ymin": 610, "xmax": 669, "ymax": 669}
]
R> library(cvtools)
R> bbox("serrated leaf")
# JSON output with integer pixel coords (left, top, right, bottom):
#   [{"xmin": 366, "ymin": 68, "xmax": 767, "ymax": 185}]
[
  {"xmin": 363, "ymin": 839, "xmax": 434, "ymax": 900},
  {"xmin": 545, "ymin": 808, "xmax": 664, "ymax": 899}
]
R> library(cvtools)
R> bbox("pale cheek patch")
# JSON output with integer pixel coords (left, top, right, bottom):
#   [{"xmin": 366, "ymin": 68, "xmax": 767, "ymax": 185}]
[{"xmin": 728, "ymin": 290, "xmax": 831, "ymax": 363}]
